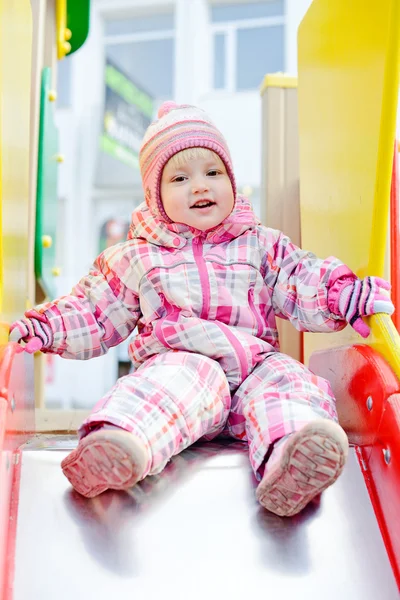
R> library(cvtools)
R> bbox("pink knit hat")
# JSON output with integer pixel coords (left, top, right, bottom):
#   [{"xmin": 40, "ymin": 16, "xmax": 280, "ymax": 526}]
[{"xmin": 139, "ymin": 101, "xmax": 236, "ymax": 222}]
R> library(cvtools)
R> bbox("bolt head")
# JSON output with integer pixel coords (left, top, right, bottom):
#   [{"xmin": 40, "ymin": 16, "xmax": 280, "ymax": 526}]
[{"xmin": 383, "ymin": 448, "xmax": 391, "ymax": 465}]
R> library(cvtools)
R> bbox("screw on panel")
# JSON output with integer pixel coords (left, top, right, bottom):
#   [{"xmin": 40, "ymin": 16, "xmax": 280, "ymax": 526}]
[
  {"xmin": 383, "ymin": 448, "xmax": 391, "ymax": 465},
  {"xmin": 366, "ymin": 396, "xmax": 373, "ymax": 411}
]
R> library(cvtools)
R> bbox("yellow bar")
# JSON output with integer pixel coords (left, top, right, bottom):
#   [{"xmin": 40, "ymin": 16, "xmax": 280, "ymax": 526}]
[
  {"xmin": 368, "ymin": 0, "xmax": 400, "ymax": 276},
  {"xmin": 369, "ymin": 314, "xmax": 400, "ymax": 377},
  {"xmin": 55, "ymin": 0, "xmax": 71, "ymax": 59},
  {"xmin": 0, "ymin": 119, "xmax": 2, "ymax": 317}
]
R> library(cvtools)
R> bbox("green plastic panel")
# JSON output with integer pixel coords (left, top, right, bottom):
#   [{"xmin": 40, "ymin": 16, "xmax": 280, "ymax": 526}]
[
  {"xmin": 35, "ymin": 67, "xmax": 59, "ymax": 300},
  {"xmin": 67, "ymin": 0, "xmax": 90, "ymax": 55}
]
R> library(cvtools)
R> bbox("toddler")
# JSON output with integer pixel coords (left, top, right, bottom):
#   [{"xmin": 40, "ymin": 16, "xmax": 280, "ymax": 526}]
[{"xmin": 10, "ymin": 102, "xmax": 394, "ymax": 517}]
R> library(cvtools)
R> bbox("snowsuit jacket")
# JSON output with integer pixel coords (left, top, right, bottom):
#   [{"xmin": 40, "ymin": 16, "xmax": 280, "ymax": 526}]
[{"xmin": 34, "ymin": 196, "xmax": 351, "ymax": 389}]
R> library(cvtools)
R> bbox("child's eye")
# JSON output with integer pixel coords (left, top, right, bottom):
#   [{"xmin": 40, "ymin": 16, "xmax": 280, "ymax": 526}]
[
  {"xmin": 207, "ymin": 170, "xmax": 219, "ymax": 176},
  {"xmin": 172, "ymin": 176, "xmax": 186, "ymax": 183}
]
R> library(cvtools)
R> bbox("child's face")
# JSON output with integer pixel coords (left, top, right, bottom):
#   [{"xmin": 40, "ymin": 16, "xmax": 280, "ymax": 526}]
[{"xmin": 160, "ymin": 154, "xmax": 234, "ymax": 231}]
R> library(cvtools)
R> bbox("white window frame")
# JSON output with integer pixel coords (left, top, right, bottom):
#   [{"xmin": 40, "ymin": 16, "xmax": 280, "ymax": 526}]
[
  {"xmin": 104, "ymin": 29, "xmax": 175, "ymax": 46},
  {"xmin": 210, "ymin": 14, "xmax": 286, "ymax": 93},
  {"xmin": 103, "ymin": 15, "xmax": 175, "ymax": 99}
]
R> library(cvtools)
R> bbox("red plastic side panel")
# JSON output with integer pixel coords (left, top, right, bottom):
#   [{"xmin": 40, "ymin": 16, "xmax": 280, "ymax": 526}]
[
  {"xmin": 310, "ymin": 344, "xmax": 399, "ymax": 447},
  {"xmin": 0, "ymin": 399, "xmax": 9, "ymax": 598},
  {"xmin": 0, "ymin": 344, "xmax": 35, "ymax": 600},
  {"xmin": 0, "ymin": 450, "xmax": 22, "ymax": 600},
  {"xmin": 363, "ymin": 394, "xmax": 400, "ymax": 585},
  {"xmin": 0, "ymin": 343, "xmax": 35, "ymax": 450},
  {"xmin": 310, "ymin": 344, "xmax": 400, "ymax": 586}
]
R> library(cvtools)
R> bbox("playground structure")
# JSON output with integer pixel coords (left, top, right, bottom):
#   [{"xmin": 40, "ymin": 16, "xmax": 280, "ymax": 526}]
[{"xmin": 1, "ymin": 0, "xmax": 400, "ymax": 598}]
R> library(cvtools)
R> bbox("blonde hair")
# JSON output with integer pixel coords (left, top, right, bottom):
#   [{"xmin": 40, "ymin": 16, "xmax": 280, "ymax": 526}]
[{"xmin": 167, "ymin": 147, "xmax": 225, "ymax": 170}]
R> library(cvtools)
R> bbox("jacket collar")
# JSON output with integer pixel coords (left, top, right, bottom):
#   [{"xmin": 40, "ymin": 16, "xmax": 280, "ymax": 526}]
[{"xmin": 127, "ymin": 195, "xmax": 259, "ymax": 248}]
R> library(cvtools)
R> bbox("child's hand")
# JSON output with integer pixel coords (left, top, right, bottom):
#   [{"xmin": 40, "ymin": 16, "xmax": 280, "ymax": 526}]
[
  {"xmin": 338, "ymin": 276, "xmax": 394, "ymax": 338},
  {"xmin": 9, "ymin": 317, "xmax": 51, "ymax": 353}
]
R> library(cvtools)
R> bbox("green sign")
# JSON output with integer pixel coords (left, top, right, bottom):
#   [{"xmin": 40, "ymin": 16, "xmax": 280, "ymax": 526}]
[{"xmin": 100, "ymin": 60, "xmax": 154, "ymax": 168}]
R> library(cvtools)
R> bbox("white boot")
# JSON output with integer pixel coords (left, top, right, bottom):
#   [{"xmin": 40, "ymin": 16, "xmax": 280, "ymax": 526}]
[
  {"xmin": 256, "ymin": 420, "xmax": 349, "ymax": 517},
  {"xmin": 61, "ymin": 428, "xmax": 148, "ymax": 498}
]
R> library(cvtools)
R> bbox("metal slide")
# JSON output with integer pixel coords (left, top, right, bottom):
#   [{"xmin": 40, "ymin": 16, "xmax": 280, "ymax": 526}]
[{"xmin": 9, "ymin": 437, "xmax": 398, "ymax": 599}]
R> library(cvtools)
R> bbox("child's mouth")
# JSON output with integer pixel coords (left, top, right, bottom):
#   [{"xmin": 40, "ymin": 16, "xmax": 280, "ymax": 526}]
[{"xmin": 191, "ymin": 201, "xmax": 215, "ymax": 209}]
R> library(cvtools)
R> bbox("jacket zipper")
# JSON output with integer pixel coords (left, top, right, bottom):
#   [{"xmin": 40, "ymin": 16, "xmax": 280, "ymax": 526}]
[
  {"xmin": 193, "ymin": 236, "xmax": 248, "ymax": 381},
  {"xmin": 216, "ymin": 321, "xmax": 248, "ymax": 382},
  {"xmin": 193, "ymin": 236, "xmax": 210, "ymax": 319},
  {"xmin": 249, "ymin": 288, "xmax": 264, "ymax": 338}
]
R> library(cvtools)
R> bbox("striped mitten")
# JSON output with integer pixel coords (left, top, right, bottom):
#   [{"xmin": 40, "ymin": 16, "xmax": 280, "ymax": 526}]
[
  {"xmin": 337, "ymin": 276, "xmax": 394, "ymax": 338},
  {"xmin": 9, "ymin": 317, "xmax": 52, "ymax": 353}
]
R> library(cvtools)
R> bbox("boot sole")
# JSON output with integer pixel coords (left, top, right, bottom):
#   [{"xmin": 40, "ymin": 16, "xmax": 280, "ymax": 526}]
[
  {"xmin": 61, "ymin": 430, "xmax": 148, "ymax": 498},
  {"xmin": 256, "ymin": 420, "xmax": 348, "ymax": 517}
]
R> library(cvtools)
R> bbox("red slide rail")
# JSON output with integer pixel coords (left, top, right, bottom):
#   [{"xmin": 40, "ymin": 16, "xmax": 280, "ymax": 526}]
[{"xmin": 391, "ymin": 141, "xmax": 400, "ymax": 332}]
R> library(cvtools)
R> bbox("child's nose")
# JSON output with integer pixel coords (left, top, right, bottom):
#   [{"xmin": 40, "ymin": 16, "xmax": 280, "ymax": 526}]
[{"xmin": 192, "ymin": 177, "xmax": 209, "ymax": 194}]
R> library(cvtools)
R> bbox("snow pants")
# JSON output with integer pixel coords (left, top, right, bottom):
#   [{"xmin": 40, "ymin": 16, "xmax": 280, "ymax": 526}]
[{"xmin": 79, "ymin": 351, "xmax": 338, "ymax": 479}]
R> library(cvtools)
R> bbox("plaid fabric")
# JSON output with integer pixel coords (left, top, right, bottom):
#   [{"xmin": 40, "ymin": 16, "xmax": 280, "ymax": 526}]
[
  {"xmin": 79, "ymin": 350, "xmax": 337, "ymax": 478},
  {"xmin": 32, "ymin": 246, "xmax": 142, "ymax": 359},
  {"xmin": 30, "ymin": 198, "xmax": 351, "ymax": 364},
  {"xmin": 227, "ymin": 351, "xmax": 338, "ymax": 477},
  {"xmin": 79, "ymin": 351, "xmax": 232, "ymax": 477}
]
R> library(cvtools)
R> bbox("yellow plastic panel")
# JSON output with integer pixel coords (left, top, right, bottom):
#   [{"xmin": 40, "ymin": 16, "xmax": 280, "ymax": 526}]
[
  {"xmin": 297, "ymin": 0, "xmax": 400, "ymax": 376},
  {"xmin": 260, "ymin": 73, "xmax": 297, "ymax": 94},
  {"xmin": 0, "ymin": 0, "xmax": 32, "ymax": 344}
]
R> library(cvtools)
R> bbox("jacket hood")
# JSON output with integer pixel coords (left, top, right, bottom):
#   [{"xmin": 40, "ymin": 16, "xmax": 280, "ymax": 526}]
[{"xmin": 127, "ymin": 195, "xmax": 260, "ymax": 248}]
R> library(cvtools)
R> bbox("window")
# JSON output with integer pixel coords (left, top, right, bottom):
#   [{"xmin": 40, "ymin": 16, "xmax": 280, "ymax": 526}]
[
  {"xmin": 57, "ymin": 54, "xmax": 72, "ymax": 107},
  {"xmin": 211, "ymin": 1, "xmax": 283, "ymax": 21},
  {"xmin": 106, "ymin": 39, "xmax": 174, "ymax": 100},
  {"xmin": 104, "ymin": 12, "xmax": 175, "ymax": 105},
  {"xmin": 213, "ymin": 33, "xmax": 226, "ymax": 89},
  {"xmin": 105, "ymin": 13, "xmax": 174, "ymax": 36},
  {"xmin": 210, "ymin": 1, "xmax": 285, "ymax": 92}
]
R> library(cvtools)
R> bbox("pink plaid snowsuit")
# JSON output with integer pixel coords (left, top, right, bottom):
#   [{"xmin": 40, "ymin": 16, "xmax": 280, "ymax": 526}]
[{"xmin": 36, "ymin": 196, "xmax": 352, "ymax": 479}]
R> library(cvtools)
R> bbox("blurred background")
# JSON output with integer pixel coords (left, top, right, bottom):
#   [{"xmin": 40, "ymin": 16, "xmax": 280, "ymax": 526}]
[{"xmin": 47, "ymin": 0, "xmax": 313, "ymax": 409}]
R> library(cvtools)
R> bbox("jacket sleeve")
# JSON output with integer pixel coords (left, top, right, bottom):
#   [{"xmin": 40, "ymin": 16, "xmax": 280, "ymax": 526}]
[
  {"xmin": 259, "ymin": 227, "xmax": 355, "ymax": 333},
  {"xmin": 31, "ymin": 243, "xmax": 141, "ymax": 359}
]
